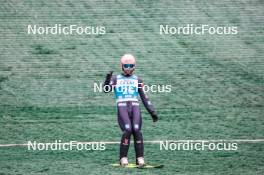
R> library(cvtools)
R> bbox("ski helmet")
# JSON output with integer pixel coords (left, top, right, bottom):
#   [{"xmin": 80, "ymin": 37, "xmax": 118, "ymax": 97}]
[{"xmin": 120, "ymin": 54, "xmax": 136, "ymax": 75}]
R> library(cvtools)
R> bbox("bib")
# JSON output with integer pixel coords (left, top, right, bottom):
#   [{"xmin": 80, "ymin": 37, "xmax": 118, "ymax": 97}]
[{"xmin": 114, "ymin": 75, "xmax": 139, "ymax": 102}]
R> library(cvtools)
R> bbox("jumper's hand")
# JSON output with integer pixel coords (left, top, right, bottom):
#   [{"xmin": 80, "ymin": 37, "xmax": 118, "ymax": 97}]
[
  {"xmin": 106, "ymin": 71, "xmax": 113, "ymax": 79},
  {"xmin": 103, "ymin": 71, "xmax": 113, "ymax": 93},
  {"xmin": 151, "ymin": 113, "xmax": 158, "ymax": 122}
]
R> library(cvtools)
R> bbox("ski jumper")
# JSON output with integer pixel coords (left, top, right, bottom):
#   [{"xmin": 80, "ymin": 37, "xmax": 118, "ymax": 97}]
[{"xmin": 104, "ymin": 73, "xmax": 157, "ymax": 159}]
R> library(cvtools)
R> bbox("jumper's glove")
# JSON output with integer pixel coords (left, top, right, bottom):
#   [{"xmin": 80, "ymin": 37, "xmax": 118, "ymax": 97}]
[
  {"xmin": 105, "ymin": 71, "xmax": 113, "ymax": 84},
  {"xmin": 103, "ymin": 71, "xmax": 113, "ymax": 92},
  {"xmin": 151, "ymin": 112, "xmax": 158, "ymax": 122},
  {"xmin": 106, "ymin": 71, "xmax": 113, "ymax": 80}
]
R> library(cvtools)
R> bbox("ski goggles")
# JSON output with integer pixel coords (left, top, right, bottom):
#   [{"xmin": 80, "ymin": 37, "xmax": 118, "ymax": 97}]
[{"xmin": 123, "ymin": 64, "xmax": 135, "ymax": 69}]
